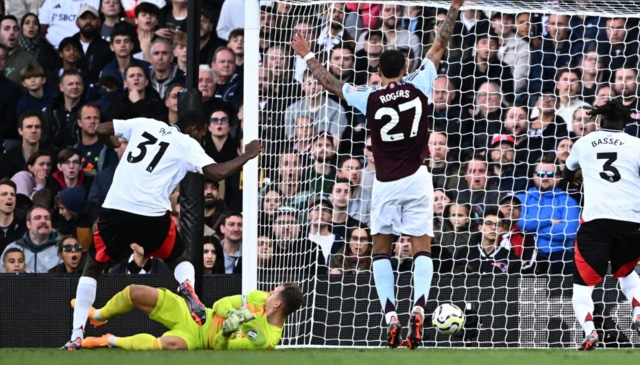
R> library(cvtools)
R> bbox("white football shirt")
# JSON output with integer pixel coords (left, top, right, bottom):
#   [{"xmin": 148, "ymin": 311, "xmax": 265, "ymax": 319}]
[
  {"xmin": 103, "ymin": 118, "xmax": 216, "ymax": 216},
  {"xmin": 566, "ymin": 129, "xmax": 640, "ymax": 223},
  {"xmin": 39, "ymin": 0, "xmax": 100, "ymax": 48}
]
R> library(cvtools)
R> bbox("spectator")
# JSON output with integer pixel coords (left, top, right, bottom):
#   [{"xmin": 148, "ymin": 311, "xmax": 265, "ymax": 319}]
[
  {"xmin": 100, "ymin": 24, "xmax": 151, "ymax": 90},
  {"xmin": 16, "ymin": 64, "xmax": 56, "ymax": 119},
  {"xmin": 158, "ymin": 0, "xmax": 187, "ymax": 34},
  {"xmin": 377, "ymin": 4, "xmax": 421, "ymax": 60},
  {"xmin": 291, "ymin": 116, "xmax": 315, "ymax": 155},
  {"xmin": 292, "ymin": 17, "xmax": 322, "ymax": 83},
  {"xmin": 428, "ymin": 130, "xmax": 459, "ymax": 190},
  {"xmin": 47, "ymin": 234, "xmax": 85, "ymax": 274},
  {"xmin": 579, "ymin": 47, "xmax": 605, "ymax": 105},
  {"xmin": 163, "ymin": 82, "xmax": 182, "ymax": 126},
  {"xmin": 516, "ymin": 154, "xmax": 580, "ymax": 274},
  {"xmin": 216, "ymin": 0, "xmax": 243, "ymax": 42},
  {"xmin": 18, "ymin": 13, "xmax": 57, "ymax": 72},
  {"xmin": 360, "ymin": 135, "xmax": 375, "ymax": 203},
  {"xmin": 1, "ymin": 112, "xmax": 47, "ymax": 179},
  {"xmin": 555, "ymin": 138, "xmax": 574, "ymax": 171},
  {"xmin": 432, "ymin": 188, "xmax": 453, "ymax": 236},
  {"xmin": 50, "ymin": 37, "xmax": 84, "ymax": 88},
  {"xmin": 203, "ymin": 105, "xmax": 238, "ymax": 163},
  {"xmin": 12, "ymin": 151, "xmax": 52, "ymax": 199},
  {"xmin": 211, "ymin": 47, "xmax": 242, "ymax": 107},
  {"xmin": 220, "ymin": 212, "xmax": 242, "ymax": 274},
  {"xmin": 431, "ymin": 76, "xmax": 470, "ymax": 159},
  {"xmin": 329, "ymin": 227, "xmax": 372, "ymax": 274},
  {"xmin": 0, "ymin": 204, "xmax": 59, "ymax": 273},
  {"xmin": 46, "ymin": 148, "xmax": 93, "ymax": 197},
  {"xmin": 612, "ymin": 66, "xmax": 639, "ymax": 112},
  {"xmin": 425, "ymin": 9, "xmax": 463, "ymax": 76},
  {"xmin": 392, "ymin": 235, "xmax": 414, "ymax": 272},
  {"xmin": 261, "ymin": 152, "xmax": 309, "ymax": 210},
  {"xmin": 86, "ymin": 137, "xmax": 127, "ymax": 209},
  {"xmin": 227, "ymin": 28, "xmax": 244, "ymax": 75},
  {"xmin": 502, "ymin": 105, "xmax": 538, "ymax": 164},
  {"xmin": 172, "ymin": 31, "xmax": 187, "ymax": 73},
  {"xmin": 42, "ymin": 70, "xmax": 85, "ymax": 149},
  {"xmin": 109, "ymin": 242, "xmax": 171, "ymax": 275},
  {"xmin": 328, "ymin": 45, "xmax": 365, "ymax": 85},
  {"xmin": 459, "ymin": 33, "xmax": 515, "ymax": 107},
  {"xmin": 498, "ymin": 194, "xmax": 537, "ymax": 269},
  {"xmin": 307, "ymin": 195, "xmax": 343, "ymax": 263},
  {"xmin": 570, "ymin": 106, "xmax": 597, "ymax": 139},
  {"xmin": 257, "ymin": 234, "xmax": 273, "ymax": 269},
  {"xmin": 464, "ymin": 81, "xmax": 505, "ymax": 154},
  {"xmin": 199, "ymin": 10, "xmax": 217, "ymax": 65},
  {"xmin": 594, "ymin": 85, "xmax": 614, "ymax": 107},
  {"xmin": 285, "ymin": 70, "xmax": 348, "ymax": 139},
  {"xmin": 74, "ymin": 6, "xmax": 113, "ymax": 85},
  {"xmin": 39, "ymin": 0, "xmax": 100, "ymax": 48},
  {"xmin": 598, "ymin": 17, "xmax": 639, "ymax": 73},
  {"xmin": 491, "ymin": 12, "xmax": 530, "ymax": 93},
  {"xmin": 454, "ymin": 207, "xmax": 521, "ymax": 274},
  {"xmin": 55, "ymin": 186, "xmax": 93, "ymax": 247},
  {"xmin": 329, "ymin": 178, "xmax": 362, "ymax": 240},
  {"xmin": 106, "ymin": 64, "xmax": 165, "ymax": 121},
  {"xmin": 529, "ymin": 89, "xmax": 569, "ymax": 152},
  {"xmin": 454, "ymin": 9, "xmax": 491, "ymax": 53},
  {"xmin": 318, "ymin": 3, "xmax": 354, "ymax": 52},
  {"xmin": 456, "ymin": 157, "xmax": 500, "ymax": 212},
  {"xmin": 203, "ymin": 234, "xmax": 225, "ymax": 274},
  {"xmin": 260, "ymin": 187, "xmax": 282, "ymax": 231},
  {"xmin": 149, "ymin": 38, "xmax": 185, "ymax": 97},
  {"xmin": 528, "ymin": 14, "xmax": 583, "ymax": 96},
  {"xmin": 488, "ymin": 134, "xmax": 528, "ymax": 194},
  {"xmin": 555, "ymin": 68, "xmax": 591, "ymax": 132},
  {"xmin": 0, "ymin": 179, "xmax": 26, "ymax": 253},
  {"xmin": 336, "ymin": 157, "xmax": 369, "ymax": 223},
  {"xmin": 204, "ymin": 178, "xmax": 229, "ymax": 236},
  {"xmin": 74, "ymin": 104, "xmax": 117, "ymax": 174},
  {"xmin": 133, "ymin": 2, "xmax": 159, "ymax": 60},
  {"xmin": 2, "ymin": 247, "xmax": 26, "ymax": 273},
  {"xmin": 354, "ymin": 30, "xmax": 384, "ymax": 84},
  {"xmin": 0, "ymin": 15, "xmax": 39, "ymax": 85},
  {"xmin": 99, "ymin": 0, "xmax": 125, "ymax": 42},
  {"xmin": 437, "ymin": 201, "xmax": 476, "ymax": 258},
  {"xmin": 0, "ymin": 44, "xmax": 22, "ymax": 146},
  {"xmin": 303, "ymin": 132, "xmax": 337, "ymax": 195}
]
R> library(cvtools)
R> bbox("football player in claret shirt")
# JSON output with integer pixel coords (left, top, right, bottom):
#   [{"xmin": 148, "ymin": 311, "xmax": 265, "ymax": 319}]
[
  {"xmin": 79, "ymin": 282, "xmax": 303, "ymax": 350},
  {"xmin": 291, "ymin": 0, "xmax": 464, "ymax": 350},
  {"xmin": 564, "ymin": 100, "xmax": 640, "ymax": 351}
]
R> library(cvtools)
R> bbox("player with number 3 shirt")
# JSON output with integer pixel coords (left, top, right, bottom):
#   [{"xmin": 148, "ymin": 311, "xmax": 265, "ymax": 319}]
[
  {"xmin": 291, "ymin": 0, "xmax": 463, "ymax": 350},
  {"xmin": 62, "ymin": 112, "xmax": 262, "ymax": 351}
]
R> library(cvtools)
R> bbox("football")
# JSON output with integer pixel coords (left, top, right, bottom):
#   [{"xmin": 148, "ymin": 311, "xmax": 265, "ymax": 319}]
[{"xmin": 432, "ymin": 303, "xmax": 465, "ymax": 335}]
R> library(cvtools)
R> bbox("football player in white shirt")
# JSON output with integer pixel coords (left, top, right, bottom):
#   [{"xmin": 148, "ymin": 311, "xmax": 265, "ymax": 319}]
[
  {"xmin": 62, "ymin": 111, "xmax": 262, "ymax": 350},
  {"xmin": 565, "ymin": 99, "xmax": 640, "ymax": 351}
]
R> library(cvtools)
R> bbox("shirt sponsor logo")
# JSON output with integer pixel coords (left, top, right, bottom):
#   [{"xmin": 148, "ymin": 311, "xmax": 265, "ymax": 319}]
[{"xmin": 247, "ymin": 330, "xmax": 258, "ymax": 339}]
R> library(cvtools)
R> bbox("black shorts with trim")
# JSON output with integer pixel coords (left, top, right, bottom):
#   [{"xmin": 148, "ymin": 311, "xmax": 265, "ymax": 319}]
[
  {"xmin": 89, "ymin": 208, "xmax": 184, "ymax": 264},
  {"xmin": 574, "ymin": 219, "xmax": 640, "ymax": 286}
]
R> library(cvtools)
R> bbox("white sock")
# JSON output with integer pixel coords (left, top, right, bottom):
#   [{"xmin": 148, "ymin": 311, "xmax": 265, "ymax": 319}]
[
  {"xmin": 372, "ymin": 256, "xmax": 396, "ymax": 325},
  {"xmin": 572, "ymin": 284, "xmax": 595, "ymax": 336},
  {"xmin": 108, "ymin": 336, "xmax": 118, "ymax": 347},
  {"xmin": 413, "ymin": 254, "xmax": 434, "ymax": 310},
  {"xmin": 174, "ymin": 261, "xmax": 195, "ymax": 285},
  {"xmin": 618, "ymin": 271, "xmax": 640, "ymax": 320},
  {"xmin": 71, "ymin": 276, "xmax": 98, "ymax": 340},
  {"xmin": 94, "ymin": 309, "xmax": 104, "ymax": 322}
]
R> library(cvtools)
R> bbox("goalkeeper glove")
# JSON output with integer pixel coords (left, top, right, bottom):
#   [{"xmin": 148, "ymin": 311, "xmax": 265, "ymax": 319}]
[
  {"xmin": 222, "ymin": 308, "xmax": 256, "ymax": 336},
  {"xmin": 234, "ymin": 308, "xmax": 256, "ymax": 323}
]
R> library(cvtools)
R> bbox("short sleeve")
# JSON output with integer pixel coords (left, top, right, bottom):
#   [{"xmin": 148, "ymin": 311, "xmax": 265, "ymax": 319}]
[
  {"xmin": 341, "ymin": 83, "xmax": 374, "ymax": 114},
  {"xmin": 112, "ymin": 118, "xmax": 148, "ymax": 141},
  {"xmin": 565, "ymin": 141, "xmax": 580, "ymax": 171},
  {"xmin": 403, "ymin": 58, "xmax": 438, "ymax": 101},
  {"xmin": 38, "ymin": 0, "xmax": 52, "ymax": 24},
  {"xmin": 183, "ymin": 138, "xmax": 216, "ymax": 174}
]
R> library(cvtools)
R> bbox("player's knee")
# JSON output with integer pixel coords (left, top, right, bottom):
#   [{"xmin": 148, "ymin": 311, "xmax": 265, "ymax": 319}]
[
  {"xmin": 160, "ymin": 336, "xmax": 188, "ymax": 350},
  {"xmin": 129, "ymin": 285, "xmax": 147, "ymax": 305}
]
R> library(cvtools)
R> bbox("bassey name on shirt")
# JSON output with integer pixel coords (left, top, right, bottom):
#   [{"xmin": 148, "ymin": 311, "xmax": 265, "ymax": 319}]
[
  {"xmin": 591, "ymin": 138, "xmax": 625, "ymax": 147},
  {"xmin": 379, "ymin": 89, "xmax": 410, "ymax": 103}
]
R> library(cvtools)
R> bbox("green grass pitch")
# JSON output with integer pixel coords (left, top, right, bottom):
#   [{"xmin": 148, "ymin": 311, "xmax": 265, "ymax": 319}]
[{"xmin": 2, "ymin": 348, "xmax": 640, "ymax": 365}]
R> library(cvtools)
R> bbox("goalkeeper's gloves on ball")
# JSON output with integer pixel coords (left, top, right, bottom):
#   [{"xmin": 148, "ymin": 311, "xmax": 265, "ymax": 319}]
[{"xmin": 222, "ymin": 308, "xmax": 256, "ymax": 336}]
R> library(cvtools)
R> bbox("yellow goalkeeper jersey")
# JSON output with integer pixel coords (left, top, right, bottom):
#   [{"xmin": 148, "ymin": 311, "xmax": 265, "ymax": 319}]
[{"xmin": 204, "ymin": 290, "xmax": 283, "ymax": 350}]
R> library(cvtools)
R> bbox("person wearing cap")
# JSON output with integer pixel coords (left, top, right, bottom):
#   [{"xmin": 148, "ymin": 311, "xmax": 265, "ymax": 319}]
[
  {"xmin": 488, "ymin": 134, "xmax": 528, "ymax": 193},
  {"xmin": 284, "ymin": 70, "xmax": 348, "ymax": 139},
  {"xmin": 56, "ymin": 186, "xmax": 93, "ymax": 248},
  {"xmin": 0, "ymin": 15, "xmax": 39, "ymax": 85},
  {"xmin": 73, "ymin": 5, "xmax": 113, "ymax": 85},
  {"xmin": 498, "ymin": 193, "xmax": 537, "ymax": 272},
  {"xmin": 271, "ymin": 205, "xmax": 325, "ymax": 278},
  {"xmin": 38, "ymin": 0, "xmax": 100, "ymax": 49},
  {"xmin": 307, "ymin": 195, "xmax": 344, "ymax": 264},
  {"xmin": 460, "ymin": 31, "xmax": 514, "ymax": 107}
]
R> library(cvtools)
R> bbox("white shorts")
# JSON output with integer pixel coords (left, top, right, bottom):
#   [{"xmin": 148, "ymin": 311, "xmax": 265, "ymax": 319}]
[{"xmin": 370, "ymin": 166, "xmax": 434, "ymax": 237}]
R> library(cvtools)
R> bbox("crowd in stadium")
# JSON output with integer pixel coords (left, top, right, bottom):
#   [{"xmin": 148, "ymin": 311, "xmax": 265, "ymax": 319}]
[{"xmin": 0, "ymin": 0, "xmax": 638, "ymax": 280}]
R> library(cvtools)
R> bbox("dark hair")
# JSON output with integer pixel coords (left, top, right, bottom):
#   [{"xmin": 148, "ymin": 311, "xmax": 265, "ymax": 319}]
[
  {"xmin": 56, "ymin": 234, "xmax": 79, "ymax": 254},
  {"xmin": 26, "ymin": 204, "xmax": 51, "ymax": 221},
  {"xmin": 20, "ymin": 63, "xmax": 45, "ymax": 80},
  {"xmin": 0, "ymin": 178, "xmax": 16, "ymax": 193},
  {"xmin": 3, "ymin": 247, "xmax": 24, "ymax": 262},
  {"xmin": 110, "ymin": 23, "xmax": 133, "ymax": 43},
  {"xmin": 338, "ymin": 156, "xmax": 361, "ymax": 170},
  {"xmin": 25, "ymin": 150, "xmax": 51, "ymax": 169},
  {"xmin": 59, "ymin": 37, "xmax": 84, "ymax": 56},
  {"xmin": 20, "ymin": 12, "xmax": 39, "ymax": 28},
  {"xmin": 57, "ymin": 148, "xmax": 81, "ymax": 164},
  {"xmin": 555, "ymin": 66, "xmax": 581, "ymax": 83},
  {"xmin": 222, "ymin": 211, "xmax": 242, "ymax": 226},
  {"xmin": 203, "ymin": 235, "xmax": 225, "ymax": 274},
  {"xmin": 32, "ymin": 188, "xmax": 54, "ymax": 210},
  {"xmin": 60, "ymin": 69, "xmax": 83, "ymax": 84},
  {"xmin": 228, "ymin": 28, "xmax": 244, "ymax": 40},
  {"xmin": 18, "ymin": 110, "xmax": 43, "ymax": 129},
  {"xmin": 331, "ymin": 177, "xmax": 351, "ymax": 190},
  {"xmin": 176, "ymin": 110, "xmax": 207, "ymax": 132},
  {"xmin": 135, "ymin": 2, "xmax": 160, "ymax": 17},
  {"xmin": 0, "ymin": 15, "xmax": 18, "ymax": 27},
  {"xmin": 124, "ymin": 64, "xmax": 147, "ymax": 79},
  {"xmin": 164, "ymin": 82, "xmax": 184, "ymax": 101},
  {"xmin": 482, "ymin": 207, "xmax": 504, "ymax": 220},
  {"xmin": 279, "ymin": 282, "xmax": 304, "ymax": 316},
  {"xmin": 212, "ymin": 46, "xmax": 235, "ymax": 63},
  {"xmin": 379, "ymin": 50, "xmax": 406, "ymax": 78},
  {"xmin": 588, "ymin": 98, "xmax": 633, "ymax": 130}
]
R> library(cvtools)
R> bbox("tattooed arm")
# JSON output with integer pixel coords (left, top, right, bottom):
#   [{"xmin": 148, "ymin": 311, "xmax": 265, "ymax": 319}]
[
  {"xmin": 291, "ymin": 29, "xmax": 346, "ymax": 99},
  {"xmin": 425, "ymin": 0, "xmax": 464, "ymax": 69}
]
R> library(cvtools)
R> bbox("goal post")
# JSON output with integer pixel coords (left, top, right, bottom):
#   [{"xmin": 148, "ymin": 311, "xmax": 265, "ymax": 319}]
[{"xmin": 243, "ymin": 0, "xmax": 640, "ymax": 348}]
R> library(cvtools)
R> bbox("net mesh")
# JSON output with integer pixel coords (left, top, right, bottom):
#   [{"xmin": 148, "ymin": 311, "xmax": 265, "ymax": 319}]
[{"xmin": 253, "ymin": 0, "xmax": 640, "ymax": 347}]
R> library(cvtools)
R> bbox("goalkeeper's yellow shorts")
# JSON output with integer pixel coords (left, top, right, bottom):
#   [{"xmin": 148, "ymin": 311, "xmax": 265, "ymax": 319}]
[{"xmin": 149, "ymin": 288, "xmax": 210, "ymax": 350}]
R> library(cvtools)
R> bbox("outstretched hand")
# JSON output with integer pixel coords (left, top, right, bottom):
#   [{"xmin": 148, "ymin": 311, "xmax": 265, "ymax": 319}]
[
  {"xmin": 244, "ymin": 140, "xmax": 263, "ymax": 159},
  {"xmin": 290, "ymin": 29, "xmax": 311, "ymax": 58},
  {"xmin": 452, "ymin": 0, "xmax": 465, "ymax": 8}
]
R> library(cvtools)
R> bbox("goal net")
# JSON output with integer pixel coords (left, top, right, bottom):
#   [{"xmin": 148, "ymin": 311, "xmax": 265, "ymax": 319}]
[{"xmin": 249, "ymin": 0, "xmax": 640, "ymax": 348}]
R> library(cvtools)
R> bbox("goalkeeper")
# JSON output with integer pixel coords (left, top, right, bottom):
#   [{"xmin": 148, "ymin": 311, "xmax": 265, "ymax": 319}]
[{"xmin": 77, "ymin": 282, "xmax": 303, "ymax": 350}]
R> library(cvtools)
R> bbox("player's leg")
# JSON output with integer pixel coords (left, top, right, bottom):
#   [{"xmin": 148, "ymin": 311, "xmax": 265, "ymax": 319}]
[
  {"xmin": 372, "ymin": 233, "xmax": 400, "ymax": 347},
  {"xmin": 144, "ymin": 213, "xmax": 206, "ymax": 325},
  {"xmin": 83, "ymin": 333, "xmax": 187, "ymax": 350},
  {"xmin": 609, "ymin": 221, "xmax": 640, "ymax": 334},
  {"xmin": 572, "ymin": 221, "xmax": 609, "ymax": 351}
]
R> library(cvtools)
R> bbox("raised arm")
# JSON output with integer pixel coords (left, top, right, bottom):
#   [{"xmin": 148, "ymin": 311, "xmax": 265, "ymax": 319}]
[
  {"xmin": 425, "ymin": 0, "xmax": 464, "ymax": 69},
  {"xmin": 202, "ymin": 140, "xmax": 262, "ymax": 181},
  {"xmin": 291, "ymin": 29, "xmax": 345, "ymax": 99},
  {"xmin": 95, "ymin": 122, "xmax": 122, "ymax": 149}
]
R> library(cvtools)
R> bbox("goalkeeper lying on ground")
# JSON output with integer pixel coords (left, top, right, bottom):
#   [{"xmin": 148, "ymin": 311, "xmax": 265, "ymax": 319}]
[{"xmin": 74, "ymin": 282, "xmax": 303, "ymax": 350}]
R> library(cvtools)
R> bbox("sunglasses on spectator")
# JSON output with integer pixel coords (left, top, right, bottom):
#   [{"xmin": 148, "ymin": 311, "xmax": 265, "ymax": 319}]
[
  {"xmin": 62, "ymin": 243, "xmax": 83, "ymax": 252},
  {"xmin": 536, "ymin": 170, "xmax": 555, "ymax": 177},
  {"xmin": 210, "ymin": 117, "xmax": 229, "ymax": 124}
]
